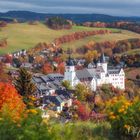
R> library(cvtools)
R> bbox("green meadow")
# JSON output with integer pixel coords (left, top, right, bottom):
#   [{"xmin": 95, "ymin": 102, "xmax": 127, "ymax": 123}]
[{"xmin": 0, "ymin": 23, "xmax": 140, "ymax": 54}]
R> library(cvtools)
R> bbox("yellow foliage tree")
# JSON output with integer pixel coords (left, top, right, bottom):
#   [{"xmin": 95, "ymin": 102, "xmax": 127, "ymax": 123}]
[{"xmin": 85, "ymin": 50, "xmax": 98, "ymax": 63}]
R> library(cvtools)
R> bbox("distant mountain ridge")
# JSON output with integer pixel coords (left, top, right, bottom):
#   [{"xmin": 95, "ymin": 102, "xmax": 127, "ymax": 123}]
[{"xmin": 1, "ymin": 11, "xmax": 140, "ymax": 23}]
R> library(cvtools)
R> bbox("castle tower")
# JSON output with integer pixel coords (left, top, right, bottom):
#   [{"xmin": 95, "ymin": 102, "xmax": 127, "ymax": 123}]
[{"xmin": 64, "ymin": 56, "xmax": 76, "ymax": 87}]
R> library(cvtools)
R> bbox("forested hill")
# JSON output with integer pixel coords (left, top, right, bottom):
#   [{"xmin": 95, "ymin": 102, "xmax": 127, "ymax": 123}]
[{"xmin": 1, "ymin": 11, "xmax": 140, "ymax": 23}]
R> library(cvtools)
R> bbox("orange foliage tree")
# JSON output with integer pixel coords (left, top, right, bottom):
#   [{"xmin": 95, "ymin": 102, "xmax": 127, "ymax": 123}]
[
  {"xmin": 56, "ymin": 62, "xmax": 65, "ymax": 74},
  {"xmin": 42, "ymin": 63, "xmax": 53, "ymax": 74},
  {"xmin": 0, "ymin": 82, "xmax": 25, "ymax": 121}
]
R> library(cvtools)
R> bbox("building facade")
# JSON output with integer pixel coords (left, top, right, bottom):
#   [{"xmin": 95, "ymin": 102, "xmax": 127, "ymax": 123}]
[{"xmin": 64, "ymin": 54, "xmax": 125, "ymax": 91}]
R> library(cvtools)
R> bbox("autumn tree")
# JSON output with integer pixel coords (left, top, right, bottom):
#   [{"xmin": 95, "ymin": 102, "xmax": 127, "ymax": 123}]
[
  {"xmin": 56, "ymin": 62, "xmax": 65, "ymax": 74},
  {"xmin": 14, "ymin": 68, "xmax": 36, "ymax": 106},
  {"xmin": 85, "ymin": 50, "xmax": 99, "ymax": 63},
  {"xmin": 34, "ymin": 55, "xmax": 44, "ymax": 64},
  {"xmin": 73, "ymin": 100, "xmax": 91, "ymax": 120},
  {"xmin": 42, "ymin": 63, "xmax": 53, "ymax": 74},
  {"xmin": 0, "ymin": 62, "xmax": 11, "ymax": 82},
  {"xmin": 4, "ymin": 54, "xmax": 13, "ymax": 64},
  {"xmin": 74, "ymin": 83, "xmax": 92, "ymax": 102},
  {"xmin": 0, "ymin": 82, "xmax": 25, "ymax": 121}
]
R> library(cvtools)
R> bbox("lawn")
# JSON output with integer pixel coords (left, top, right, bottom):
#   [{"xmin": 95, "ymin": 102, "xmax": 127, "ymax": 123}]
[{"xmin": 0, "ymin": 23, "xmax": 140, "ymax": 54}]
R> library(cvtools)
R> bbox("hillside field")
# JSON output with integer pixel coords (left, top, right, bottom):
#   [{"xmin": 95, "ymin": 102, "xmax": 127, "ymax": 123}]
[{"xmin": 0, "ymin": 23, "xmax": 140, "ymax": 54}]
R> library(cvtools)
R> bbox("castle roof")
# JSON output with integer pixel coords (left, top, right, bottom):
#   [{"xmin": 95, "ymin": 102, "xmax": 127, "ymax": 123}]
[
  {"xmin": 75, "ymin": 68, "xmax": 101, "ymax": 81},
  {"xmin": 107, "ymin": 68, "xmax": 121, "ymax": 74}
]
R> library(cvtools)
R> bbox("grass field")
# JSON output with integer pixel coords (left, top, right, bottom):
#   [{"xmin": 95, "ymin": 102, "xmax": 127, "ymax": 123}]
[
  {"xmin": 62, "ymin": 30, "xmax": 140, "ymax": 50},
  {"xmin": 0, "ymin": 23, "xmax": 140, "ymax": 54}
]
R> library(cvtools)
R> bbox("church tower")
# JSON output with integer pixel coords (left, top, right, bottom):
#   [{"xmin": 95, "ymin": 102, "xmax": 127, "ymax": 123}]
[
  {"xmin": 97, "ymin": 53, "xmax": 108, "ymax": 74},
  {"xmin": 64, "ymin": 56, "xmax": 76, "ymax": 87}
]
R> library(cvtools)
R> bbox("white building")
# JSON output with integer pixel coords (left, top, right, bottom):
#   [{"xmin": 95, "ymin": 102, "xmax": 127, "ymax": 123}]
[{"xmin": 64, "ymin": 54, "xmax": 125, "ymax": 91}]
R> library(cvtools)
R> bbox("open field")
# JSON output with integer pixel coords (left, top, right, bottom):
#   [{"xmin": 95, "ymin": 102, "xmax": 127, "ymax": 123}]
[
  {"xmin": 0, "ymin": 23, "xmax": 140, "ymax": 54},
  {"xmin": 121, "ymin": 48, "xmax": 140, "ymax": 55},
  {"xmin": 62, "ymin": 30, "xmax": 140, "ymax": 50}
]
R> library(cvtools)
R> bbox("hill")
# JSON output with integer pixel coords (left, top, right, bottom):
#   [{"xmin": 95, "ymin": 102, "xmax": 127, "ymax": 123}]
[
  {"xmin": 1, "ymin": 11, "xmax": 140, "ymax": 23},
  {"xmin": 0, "ymin": 23, "xmax": 140, "ymax": 55}
]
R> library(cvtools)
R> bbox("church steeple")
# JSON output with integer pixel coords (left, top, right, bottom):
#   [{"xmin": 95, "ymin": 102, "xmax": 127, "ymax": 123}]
[
  {"xmin": 66, "ymin": 55, "xmax": 74, "ymax": 66},
  {"xmin": 66, "ymin": 48, "xmax": 75, "ymax": 66},
  {"xmin": 100, "ymin": 53, "xmax": 106, "ymax": 63},
  {"xmin": 64, "ymin": 54, "xmax": 76, "ymax": 87},
  {"xmin": 97, "ymin": 53, "xmax": 108, "ymax": 74}
]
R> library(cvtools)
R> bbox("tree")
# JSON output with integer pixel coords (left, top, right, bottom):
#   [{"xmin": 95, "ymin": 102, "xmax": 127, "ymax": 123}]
[
  {"xmin": 56, "ymin": 62, "xmax": 65, "ymax": 74},
  {"xmin": 14, "ymin": 68, "xmax": 36, "ymax": 105},
  {"xmin": 62, "ymin": 80, "xmax": 72, "ymax": 90},
  {"xmin": 42, "ymin": 63, "xmax": 53, "ymax": 74},
  {"xmin": 74, "ymin": 83, "xmax": 92, "ymax": 102},
  {"xmin": 0, "ymin": 62, "xmax": 11, "ymax": 82},
  {"xmin": 4, "ymin": 54, "xmax": 13, "ymax": 64},
  {"xmin": 73, "ymin": 100, "xmax": 91, "ymax": 120},
  {"xmin": 85, "ymin": 50, "xmax": 98, "ymax": 63},
  {"xmin": 34, "ymin": 55, "xmax": 44, "ymax": 64},
  {"xmin": 0, "ymin": 82, "xmax": 25, "ymax": 121}
]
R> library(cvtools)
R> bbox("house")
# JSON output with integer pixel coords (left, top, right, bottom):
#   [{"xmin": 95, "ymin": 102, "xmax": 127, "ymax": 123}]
[
  {"xmin": 32, "ymin": 73, "xmax": 64, "ymax": 97},
  {"xmin": 21, "ymin": 62, "xmax": 33, "ymax": 69},
  {"xmin": 64, "ymin": 54, "xmax": 125, "ymax": 91},
  {"xmin": 42, "ymin": 90, "xmax": 73, "ymax": 112}
]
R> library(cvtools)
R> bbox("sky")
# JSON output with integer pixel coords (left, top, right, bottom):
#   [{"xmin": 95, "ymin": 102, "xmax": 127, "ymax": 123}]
[{"xmin": 0, "ymin": 0, "xmax": 139, "ymax": 16}]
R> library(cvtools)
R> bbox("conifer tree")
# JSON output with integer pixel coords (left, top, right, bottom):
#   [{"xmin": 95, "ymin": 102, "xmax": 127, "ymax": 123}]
[{"xmin": 14, "ymin": 68, "xmax": 36, "ymax": 105}]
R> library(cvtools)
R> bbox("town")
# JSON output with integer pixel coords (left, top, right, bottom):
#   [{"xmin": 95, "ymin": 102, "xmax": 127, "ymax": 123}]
[
  {"xmin": 0, "ymin": 47, "xmax": 126, "ymax": 114},
  {"xmin": 0, "ymin": 6, "xmax": 140, "ymax": 140}
]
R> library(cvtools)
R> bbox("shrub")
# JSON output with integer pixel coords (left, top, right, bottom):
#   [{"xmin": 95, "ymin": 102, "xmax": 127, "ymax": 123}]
[
  {"xmin": 105, "ymin": 96, "xmax": 140, "ymax": 138},
  {"xmin": 0, "ymin": 110, "xmax": 51, "ymax": 140},
  {"xmin": 50, "ymin": 121, "xmax": 112, "ymax": 140}
]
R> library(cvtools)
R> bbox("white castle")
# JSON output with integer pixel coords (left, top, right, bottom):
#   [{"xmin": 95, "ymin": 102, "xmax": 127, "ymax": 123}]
[{"xmin": 64, "ymin": 54, "xmax": 125, "ymax": 91}]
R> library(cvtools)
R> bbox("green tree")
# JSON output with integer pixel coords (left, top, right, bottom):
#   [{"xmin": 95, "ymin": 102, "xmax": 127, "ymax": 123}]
[
  {"xmin": 74, "ymin": 83, "xmax": 92, "ymax": 102},
  {"xmin": 14, "ymin": 68, "xmax": 36, "ymax": 105},
  {"xmin": 62, "ymin": 80, "xmax": 72, "ymax": 90}
]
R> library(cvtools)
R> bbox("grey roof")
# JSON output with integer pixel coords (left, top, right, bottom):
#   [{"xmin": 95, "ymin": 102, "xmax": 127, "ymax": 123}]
[
  {"xmin": 76, "ymin": 69, "xmax": 92, "ymax": 79},
  {"xmin": 76, "ymin": 68, "xmax": 98, "ymax": 81},
  {"xmin": 47, "ymin": 73, "xmax": 64, "ymax": 81},
  {"xmin": 75, "ymin": 66, "xmax": 105, "ymax": 81},
  {"xmin": 43, "ymin": 95, "xmax": 63, "ymax": 106},
  {"xmin": 40, "ymin": 75, "xmax": 52, "ymax": 82},
  {"xmin": 108, "ymin": 68, "xmax": 121, "ymax": 74},
  {"xmin": 37, "ymin": 84, "xmax": 48, "ymax": 90},
  {"xmin": 33, "ymin": 73, "xmax": 64, "ymax": 93},
  {"xmin": 56, "ymin": 89, "xmax": 72, "ymax": 99},
  {"xmin": 33, "ymin": 77, "xmax": 44, "ymax": 83},
  {"xmin": 87, "ymin": 69, "xmax": 96, "ymax": 77},
  {"xmin": 96, "ymin": 66, "xmax": 105, "ymax": 73}
]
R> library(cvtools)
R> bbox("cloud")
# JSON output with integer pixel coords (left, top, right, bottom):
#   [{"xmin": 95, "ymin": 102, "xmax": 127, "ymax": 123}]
[{"xmin": 0, "ymin": 0, "xmax": 140, "ymax": 16}]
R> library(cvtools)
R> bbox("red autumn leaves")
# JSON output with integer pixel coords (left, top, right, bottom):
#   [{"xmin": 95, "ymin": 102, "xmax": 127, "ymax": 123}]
[{"xmin": 0, "ymin": 82, "xmax": 25, "ymax": 121}]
